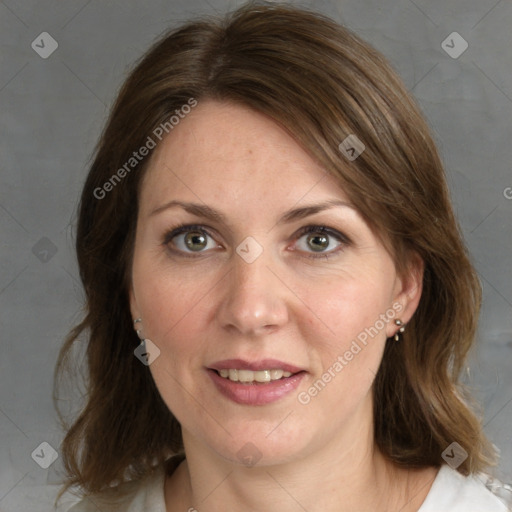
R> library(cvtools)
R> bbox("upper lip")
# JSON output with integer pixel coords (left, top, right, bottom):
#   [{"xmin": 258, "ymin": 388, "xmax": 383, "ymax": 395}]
[{"xmin": 208, "ymin": 358, "xmax": 305, "ymax": 373}]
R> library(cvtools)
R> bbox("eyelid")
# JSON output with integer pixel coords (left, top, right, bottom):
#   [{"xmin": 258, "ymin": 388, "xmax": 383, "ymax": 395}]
[{"xmin": 294, "ymin": 225, "xmax": 351, "ymax": 244}]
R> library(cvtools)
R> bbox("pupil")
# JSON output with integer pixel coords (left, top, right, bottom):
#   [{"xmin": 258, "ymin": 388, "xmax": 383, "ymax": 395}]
[
  {"xmin": 185, "ymin": 231, "xmax": 206, "ymax": 251},
  {"xmin": 308, "ymin": 233, "xmax": 328, "ymax": 251}
]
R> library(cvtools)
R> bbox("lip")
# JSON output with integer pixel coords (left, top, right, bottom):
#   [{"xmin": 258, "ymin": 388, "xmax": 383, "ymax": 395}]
[
  {"xmin": 208, "ymin": 358, "xmax": 304, "ymax": 373},
  {"xmin": 207, "ymin": 368, "xmax": 306, "ymax": 405}
]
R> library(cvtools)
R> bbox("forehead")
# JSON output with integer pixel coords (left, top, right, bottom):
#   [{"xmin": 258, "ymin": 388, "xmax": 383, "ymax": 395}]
[{"xmin": 138, "ymin": 100, "xmax": 349, "ymax": 216}]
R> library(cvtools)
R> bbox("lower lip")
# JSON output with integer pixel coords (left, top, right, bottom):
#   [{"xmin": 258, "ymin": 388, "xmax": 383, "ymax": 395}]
[{"xmin": 207, "ymin": 369, "xmax": 306, "ymax": 405}]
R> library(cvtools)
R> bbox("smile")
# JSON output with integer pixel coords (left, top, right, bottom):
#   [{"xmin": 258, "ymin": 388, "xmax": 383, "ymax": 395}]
[{"xmin": 217, "ymin": 368, "xmax": 294, "ymax": 383}]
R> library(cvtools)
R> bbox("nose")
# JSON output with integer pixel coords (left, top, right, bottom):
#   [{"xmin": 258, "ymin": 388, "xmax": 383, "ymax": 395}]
[{"xmin": 216, "ymin": 249, "xmax": 289, "ymax": 337}]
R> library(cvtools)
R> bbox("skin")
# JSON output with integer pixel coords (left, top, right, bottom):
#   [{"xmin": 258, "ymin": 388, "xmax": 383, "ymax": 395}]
[{"xmin": 129, "ymin": 100, "xmax": 438, "ymax": 511}]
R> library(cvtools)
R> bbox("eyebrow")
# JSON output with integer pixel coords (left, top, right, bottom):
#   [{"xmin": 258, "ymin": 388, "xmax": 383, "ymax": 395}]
[{"xmin": 149, "ymin": 199, "xmax": 356, "ymax": 225}]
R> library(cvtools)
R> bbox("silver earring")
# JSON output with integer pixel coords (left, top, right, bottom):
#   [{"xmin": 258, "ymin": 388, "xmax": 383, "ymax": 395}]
[
  {"xmin": 133, "ymin": 318, "xmax": 144, "ymax": 340},
  {"xmin": 394, "ymin": 319, "xmax": 405, "ymax": 341}
]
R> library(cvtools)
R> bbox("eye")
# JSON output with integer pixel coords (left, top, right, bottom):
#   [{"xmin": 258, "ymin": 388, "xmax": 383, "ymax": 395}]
[
  {"xmin": 162, "ymin": 223, "xmax": 350, "ymax": 260},
  {"xmin": 163, "ymin": 224, "xmax": 220, "ymax": 256},
  {"xmin": 294, "ymin": 225, "xmax": 349, "ymax": 259}
]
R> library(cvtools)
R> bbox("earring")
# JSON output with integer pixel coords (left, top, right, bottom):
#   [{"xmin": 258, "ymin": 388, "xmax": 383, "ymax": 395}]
[
  {"xmin": 394, "ymin": 319, "xmax": 405, "ymax": 341},
  {"xmin": 133, "ymin": 317, "xmax": 143, "ymax": 340}
]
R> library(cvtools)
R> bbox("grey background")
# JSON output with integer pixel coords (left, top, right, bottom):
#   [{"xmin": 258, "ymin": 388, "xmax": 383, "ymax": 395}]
[{"xmin": 0, "ymin": 0, "xmax": 511, "ymax": 510}]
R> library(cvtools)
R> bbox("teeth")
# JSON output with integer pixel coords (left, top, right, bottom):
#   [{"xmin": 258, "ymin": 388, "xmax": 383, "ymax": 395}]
[{"xmin": 217, "ymin": 369, "xmax": 293, "ymax": 383}]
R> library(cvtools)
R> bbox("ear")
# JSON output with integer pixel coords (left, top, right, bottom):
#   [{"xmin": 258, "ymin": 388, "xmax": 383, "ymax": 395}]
[
  {"xmin": 386, "ymin": 251, "xmax": 424, "ymax": 338},
  {"xmin": 128, "ymin": 284, "xmax": 140, "ymax": 323}
]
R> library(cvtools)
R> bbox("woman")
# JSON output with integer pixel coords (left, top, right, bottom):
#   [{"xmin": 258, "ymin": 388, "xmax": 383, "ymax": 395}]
[{"xmin": 54, "ymin": 2, "xmax": 510, "ymax": 511}]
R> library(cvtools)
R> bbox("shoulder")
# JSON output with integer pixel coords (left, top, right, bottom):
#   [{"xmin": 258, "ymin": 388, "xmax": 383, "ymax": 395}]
[
  {"xmin": 64, "ymin": 455, "xmax": 184, "ymax": 512},
  {"xmin": 64, "ymin": 469, "xmax": 165, "ymax": 512},
  {"xmin": 419, "ymin": 464, "xmax": 511, "ymax": 512}
]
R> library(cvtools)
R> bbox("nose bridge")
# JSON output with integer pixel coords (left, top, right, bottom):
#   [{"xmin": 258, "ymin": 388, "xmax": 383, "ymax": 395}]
[{"xmin": 217, "ymin": 243, "xmax": 288, "ymax": 335}]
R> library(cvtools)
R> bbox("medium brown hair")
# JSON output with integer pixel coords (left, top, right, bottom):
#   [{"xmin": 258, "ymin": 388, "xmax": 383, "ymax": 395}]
[{"xmin": 54, "ymin": 0, "xmax": 496, "ymax": 502}]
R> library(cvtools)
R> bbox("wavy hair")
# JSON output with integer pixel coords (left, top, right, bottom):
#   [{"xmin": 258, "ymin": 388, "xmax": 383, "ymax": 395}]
[{"xmin": 54, "ymin": 0, "xmax": 496, "ymax": 503}]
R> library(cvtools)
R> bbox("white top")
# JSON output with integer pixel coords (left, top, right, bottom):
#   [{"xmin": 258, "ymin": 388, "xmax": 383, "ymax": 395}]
[
  {"xmin": 417, "ymin": 465, "xmax": 510, "ymax": 511},
  {"xmin": 64, "ymin": 463, "xmax": 510, "ymax": 511}
]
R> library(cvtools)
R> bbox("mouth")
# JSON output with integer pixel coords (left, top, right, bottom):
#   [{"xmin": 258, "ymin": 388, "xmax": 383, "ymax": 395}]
[
  {"xmin": 206, "ymin": 359, "xmax": 307, "ymax": 405},
  {"xmin": 212, "ymin": 368, "xmax": 303, "ymax": 384},
  {"xmin": 208, "ymin": 358, "xmax": 305, "ymax": 383}
]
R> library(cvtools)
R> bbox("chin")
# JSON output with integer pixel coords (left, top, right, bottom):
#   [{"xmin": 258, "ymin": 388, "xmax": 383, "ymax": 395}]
[{"xmin": 200, "ymin": 419, "xmax": 314, "ymax": 468}]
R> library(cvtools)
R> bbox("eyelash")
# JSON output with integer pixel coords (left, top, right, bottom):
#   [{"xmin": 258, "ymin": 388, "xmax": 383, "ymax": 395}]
[{"xmin": 162, "ymin": 223, "xmax": 351, "ymax": 260}]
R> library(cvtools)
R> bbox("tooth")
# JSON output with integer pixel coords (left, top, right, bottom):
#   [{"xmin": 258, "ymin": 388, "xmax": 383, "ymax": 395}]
[
  {"xmin": 237, "ymin": 369, "xmax": 254, "ymax": 382},
  {"xmin": 216, "ymin": 368, "xmax": 297, "ymax": 382},
  {"xmin": 270, "ymin": 369, "xmax": 284, "ymax": 380},
  {"xmin": 254, "ymin": 370, "xmax": 271, "ymax": 382}
]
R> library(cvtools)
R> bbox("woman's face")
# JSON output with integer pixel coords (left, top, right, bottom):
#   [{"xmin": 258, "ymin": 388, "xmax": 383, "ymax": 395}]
[{"xmin": 130, "ymin": 100, "xmax": 421, "ymax": 466}]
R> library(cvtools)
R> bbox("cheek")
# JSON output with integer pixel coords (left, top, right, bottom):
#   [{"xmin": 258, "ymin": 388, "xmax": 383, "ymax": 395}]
[
  {"xmin": 132, "ymin": 257, "xmax": 217, "ymax": 360},
  {"xmin": 306, "ymin": 273, "xmax": 393, "ymax": 343},
  {"xmin": 298, "ymin": 272, "xmax": 394, "ymax": 394},
  {"xmin": 132, "ymin": 264, "xmax": 215, "ymax": 415}
]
